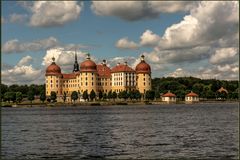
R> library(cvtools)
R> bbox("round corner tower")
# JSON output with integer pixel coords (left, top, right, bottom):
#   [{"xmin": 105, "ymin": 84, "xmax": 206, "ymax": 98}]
[
  {"xmin": 135, "ymin": 55, "xmax": 151, "ymax": 94},
  {"xmin": 45, "ymin": 57, "xmax": 62, "ymax": 96}
]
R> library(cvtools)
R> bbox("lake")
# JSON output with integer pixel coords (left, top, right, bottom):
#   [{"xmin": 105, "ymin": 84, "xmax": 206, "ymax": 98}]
[{"xmin": 1, "ymin": 103, "xmax": 239, "ymax": 159}]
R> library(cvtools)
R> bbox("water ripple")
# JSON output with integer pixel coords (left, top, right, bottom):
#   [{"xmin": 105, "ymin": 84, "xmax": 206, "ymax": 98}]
[{"xmin": 2, "ymin": 103, "xmax": 239, "ymax": 159}]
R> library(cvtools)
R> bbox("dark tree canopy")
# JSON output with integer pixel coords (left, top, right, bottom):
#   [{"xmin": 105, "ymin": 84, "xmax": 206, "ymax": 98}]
[
  {"xmin": 71, "ymin": 91, "xmax": 78, "ymax": 103},
  {"xmin": 83, "ymin": 90, "xmax": 89, "ymax": 101},
  {"xmin": 98, "ymin": 90, "xmax": 103, "ymax": 100},
  {"xmin": 16, "ymin": 92, "xmax": 23, "ymax": 103},
  {"xmin": 90, "ymin": 90, "xmax": 96, "ymax": 101},
  {"xmin": 112, "ymin": 91, "xmax": 117, "ymax": 100},
  {"xmin": 50, "ymin": 91, "xmax": 57, "ymax": 102},
  {"xmin": 40, "ymin": 91, "xmax": 46, "ymax": 103},
  {"xmin": 107, "ymin": 90, "xmax": 113, "ymax": 100},
  {"xmin": 28, "ymin": 91, "xmax": 35, "ymax": 103},
  {"xmin": 145, "ymin": 90, "xmax": 155, "ymax": 100}
]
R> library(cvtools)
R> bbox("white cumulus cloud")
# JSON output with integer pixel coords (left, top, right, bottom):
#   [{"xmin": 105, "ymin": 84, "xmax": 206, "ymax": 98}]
[
  {"xmin": 28, "ymin": 1, "xmax": 83, "ymax": 27},
  {"xmin": 158, "ymin": 1, "xmax": 239, "ymax": 50},
  {"xmin": 1, "ymin": 56, "xmax": 42, "ymax": 85},
  {"xmin": 209, "ymin": 47, "xmax": 238, "ymax": 65},
  {"xmin": 2, "ymin": 37, "xmax": 59, "ymax": 54},
  {"xmin": 17, "ymin": 55, "xmax": 33, "ymax": 66},
  {"xmin": 140, "ymin": 30, "xmax": 160, "ymax": 47},
  {"xmin": 115, "ymin": 37, "xmax": 139, "ymax": 50},
  {"xmin": 91, "ymin": 1, "xmax": 197, "ymax": 21}
]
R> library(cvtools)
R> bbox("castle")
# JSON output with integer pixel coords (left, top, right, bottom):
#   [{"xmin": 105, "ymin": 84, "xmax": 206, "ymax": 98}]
[{"xmin": 45, "ymin": 53, "xmax": 151, "ymax": 101}]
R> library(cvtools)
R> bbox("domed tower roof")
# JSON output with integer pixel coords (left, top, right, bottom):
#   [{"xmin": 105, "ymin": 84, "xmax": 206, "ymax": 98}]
[
  {"xmin": 135, "ymin": 55, "xmax": 151, "ymax": 74},
  {"xmin": 80, "ymin": 53, "xmax": 97, "ymax": 72},
  {"xmin": 45, "ymin": 57, "xmax": 62, "ymax": 76}
]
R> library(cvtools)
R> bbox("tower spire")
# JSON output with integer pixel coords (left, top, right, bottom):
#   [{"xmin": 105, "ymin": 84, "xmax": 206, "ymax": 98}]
[
  {"xmin": 73, "ymin": 49, "xmax": 79, "ymax": 72},
  {"xmin": 75, "ymin": 49, "xmax": 77, "ymax": 62}
]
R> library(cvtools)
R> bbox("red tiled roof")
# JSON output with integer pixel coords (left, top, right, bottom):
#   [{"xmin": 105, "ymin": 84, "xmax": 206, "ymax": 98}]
[
  {"xmin": 80, "ymin": 59, "xmax": 97, "ymax": 72},
  {"xmin": 97, "ymin": 64, "xmax": 111, "ymax": 78},
  {"xmin": 162, "ymin": 91, "xmax": 176, "ymax": 97},
  {"xmin": 186, "ymin": 91, "xmax": 198, "ymax": 97},
  {"xmin": 62, "ymin": 73, "xmax": 76, "ymax": 79},
  {"xmin": 136, "ymin": 60, "xmax": 151, "ymax": 74},
  {"xmin": 45, "ymin": 62, "xmax": 62, "ymax": 76},
  {"xmin": 111, "ymin": 64, "xmax": 135, "ymax": 73},
  {"xmin": 217, "ymin": 87, "xmax": 228, "ymax": 93}
]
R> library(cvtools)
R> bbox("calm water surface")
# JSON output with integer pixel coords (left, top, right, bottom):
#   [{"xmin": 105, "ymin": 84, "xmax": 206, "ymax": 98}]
[{"xmin": 2, "ymin": 103, "xmax": 239, "ymax": 159}]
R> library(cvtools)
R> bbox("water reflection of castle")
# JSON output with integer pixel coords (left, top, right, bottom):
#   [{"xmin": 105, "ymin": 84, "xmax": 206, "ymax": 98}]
[{"xmin": 45, "ymin": 53, "xmax": 151, "ymax": 101}]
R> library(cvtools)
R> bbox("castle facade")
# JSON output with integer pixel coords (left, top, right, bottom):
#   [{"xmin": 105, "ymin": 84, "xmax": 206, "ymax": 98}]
[{"xmin": 45, "ymin": 53, "xmax": 151, "ymax": 101}]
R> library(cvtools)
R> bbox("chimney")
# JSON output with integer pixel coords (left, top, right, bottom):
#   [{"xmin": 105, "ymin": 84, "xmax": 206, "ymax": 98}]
[
  {"xmin": 86, "ymin": 53, "xmax": 90, "ymax": 60},
  {"xmin": 124, "ymin": 61, "xmax": 127, "ymax": 65},
  {"xmin": 117, "ymin": 62, "xmax": 120, "ymax": 66},
  {"xmin": 102, "ymin": 59, "xmax": 106, "ymax": 65}
]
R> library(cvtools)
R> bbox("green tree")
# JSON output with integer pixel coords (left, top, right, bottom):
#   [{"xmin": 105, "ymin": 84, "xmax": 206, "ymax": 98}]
[
  {"xmin": 4, "ymin": 92, "xmax": 12, "ymax": 102},
  {"xmin": 103, "ymin": 93, "xmax": 107, "ymax": 100},
  {"xmin": 107, "ymin": 90, "xmax": 113, "ymax": 100},
  {"xmin": 90, "ymin": 90, "xmax": 96, "ymax": 101},
  {"xmin": 211, "ymin": 80, "xmax": 222, "ymax": 92},
  {"xmin": 135, "ymin": 90, "xmax": 142, "ymax": 100},
  {"xmin": 18, "ymin": 85, "xmax": 29, "ymax": 96},
  {"xmin": 83, "ymin": 90, "xmax": 89, "ymax": 101},
  {"xmin": 120, "ymin": 90, "xmax": 129, "ymax": 100},
  {"xmin": 229, "ymin": 92, "xmax": 238, "ymax": 99},
  {"xmin": 50, "ymin": 91, "xmax": 57, "ymax": 102},
  {"xmin": 175, "ymin": 90, "xmax": 186, "ymax": 100},
  {"xmin": 1, "ymin": 84, "xmax": 8, "ymax": 101},
  {"xmin": 192, "ymin": 83, "xmax": 204, "ymax": 97},
  {"xmin": 206, "ymin": 90, "xmax": 215, "ymax": 99},
  {"xmin": 216, "ymin": 91, "xmax": 227, "ymax": 99},
  {"xmin": 63, "ymin": 92, "xmax": 67, "ymax": 102},
  {"xmin": 8, "ymin": 84, "xmax": 19, "ymax": 92},
  {"xmin": 129, "ymin": 90, "xmax": 135, "ymax": 100},
  {"xmin": 155, "ymin": 91, "xmax": 160, "ymax": 99},
  {"xmin": 27, "ymin": 90, "xmax": 35, "ymax": 104},
  {"xmin": 40, "ymin": 91, "xmax": 46, "ymax": 103},
  {"xmin": 71, "ymin": 91, "xmax": 78, "ymax": 103},
  {"xmin": 112, "ymin": 91, "xmax": 117, "ymax": 101},
  {"xmin": 98, "ymin": 90, "xmax": 103, "ymax": 100},
  {"xmin": 16, "ymin": 92, "xmax": 23, "ymax": 103},
  {"xmin": 145, "ymin": 90, "xmax": 155, "ymax": 100}
]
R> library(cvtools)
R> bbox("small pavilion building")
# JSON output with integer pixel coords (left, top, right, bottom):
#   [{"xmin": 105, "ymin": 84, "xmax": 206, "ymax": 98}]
[
  {"xmin": 185, "ymin": 91, "xmax": 199, "ymax": 102},
  {"xmin": 162, "ymin": 91, "xmax": 176, "ymax": 103},
  {"xmin": 216, "ymin": 87, "xmax": 228, "ymax": 99}
]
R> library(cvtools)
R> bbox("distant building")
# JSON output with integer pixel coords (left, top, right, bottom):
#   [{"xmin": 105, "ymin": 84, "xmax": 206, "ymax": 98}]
[
  {"xmin": 162, "ymin": 91, "xmax": 176, "ymax": 102},
  {"xmin": 185, "ymin": 91, "xmax": 199, "ymax": 102},
  {"xmin": 216, "ymin": 86, "xmax": 228, "ymax": 99},
  {"xmin": 45, "ymin": 53, "xmax": 151, "ymax": 102},
  {"xmin": 217, "ymin": 87, "xmax": 228, "ymax": 94}
]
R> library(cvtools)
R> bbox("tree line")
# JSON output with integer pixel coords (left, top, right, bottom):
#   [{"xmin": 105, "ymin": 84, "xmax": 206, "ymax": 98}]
[
  {"xmin": 0, "ymin": 76, "xmax": 239, "ymax": 103},
  {"xmin": 152, "ymin": 77, "xmax": 239, "ymax": 99},
  {"xmin": 68, "ymin": 89, "xmax": 144, "ymax": 103}
]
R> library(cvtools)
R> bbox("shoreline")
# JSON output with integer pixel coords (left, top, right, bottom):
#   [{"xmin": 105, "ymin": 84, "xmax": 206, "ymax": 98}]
[{"xmin": 1, "ymin": 100, "xmax": 239, "ymax": 108}]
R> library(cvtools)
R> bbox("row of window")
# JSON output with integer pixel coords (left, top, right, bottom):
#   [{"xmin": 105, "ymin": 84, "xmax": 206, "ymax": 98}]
[
  {"xmin": 47, "ymin": 81, "xmax": 150, "ymax": 88},
  {"xmin": 97, "ymin": 82, "xmax": 110, "ymax": 86}
]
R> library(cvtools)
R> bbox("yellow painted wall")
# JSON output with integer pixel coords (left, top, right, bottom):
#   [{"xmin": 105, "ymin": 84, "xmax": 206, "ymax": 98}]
[
  {"xmin": 137, "ymin": 73, "xmax": 151, "ymax": 94},
  {"xmin": 46, "ymin": 75, "xmax": 62, "ymax": 96},
  {"xmin": 97, "ymin": 77, "xmax": 111, "ymax": 93},
  {"xmin": 79, "ymin": 72, "xmax": 97, "ymax": 94},
  {"xmin": 45, "ymin": 70, "xmax": 152, "ymax": 98}
]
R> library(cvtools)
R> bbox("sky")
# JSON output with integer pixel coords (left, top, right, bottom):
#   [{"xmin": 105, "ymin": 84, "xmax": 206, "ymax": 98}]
[{"xmin": 1, "ymin": 1, "xmax": 239, "ymax": 85}]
